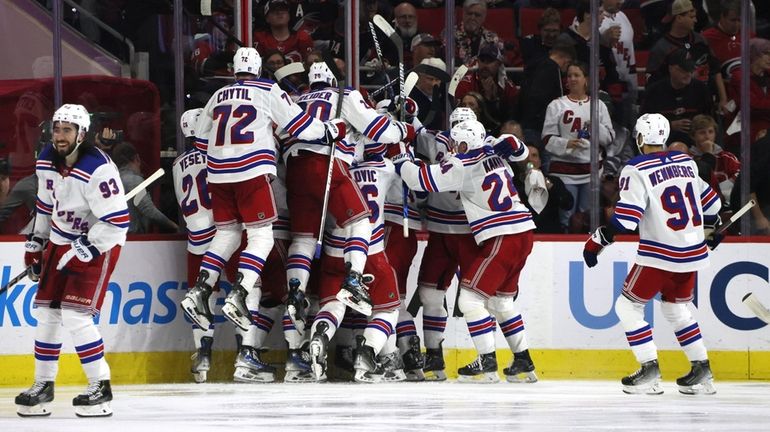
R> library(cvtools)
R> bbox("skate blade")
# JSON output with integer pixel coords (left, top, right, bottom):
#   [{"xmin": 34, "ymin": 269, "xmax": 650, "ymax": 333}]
[
  {"xmin": 622, "ymin": 382, "xmax": 664, "ymax": 395},
  {"xmin": 17, "ymin": 403, "xmax": 52, "ymax": 417},
  {"xmin": 286, "ymin": 306, "xmax": 306, "ymax": 336},
  {"xmin": 405, "ymin": 369, "xmax": 426, "ymax": 382},
  {"xmin": 74, "ymin": 402, "xmax": 113, "ymax": 418},
  {"xmin": 192, "ymin": 370, "xmax": 207, "ymax": 383},
  {"xmin": 679, "ymin": 380, "xmax": 716, "ymax": 395},
  {"xmin": 423, "ymin": 369, "xmax": 447, "ymax": 381},
  {"xmin": 354, "ymin": 369, "xmax": 383, "ymax": 383},
  {"xmin": 506, "ymin": 371, "xmax": 538, "ymax": 383},
  {"xmin": 221, "ymin": 303, "xmax": 251, "ymax": 331},
  {"xmin": 233, "ymin": 367, "xmax": 275, "ymax": 383},
  {"xmin": 381, "ymin": 370, "xmax": 407, "ymax": 382},
  {"xmin": 181, "ymin": 298, "xmax": 211, "ymax": 329},
  {"xmin": 335, "ymin": 291, "xmax": 373, "ymax": 316},
  {"xmin": 284, "ymin": 370, "xmax": 322, "ymax": 383},
  {"xmin": 457, "ymin": 372, "xmax": 500, "ymax": 383}
]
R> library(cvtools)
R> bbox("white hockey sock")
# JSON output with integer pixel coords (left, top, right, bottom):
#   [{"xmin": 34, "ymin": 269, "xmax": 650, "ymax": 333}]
[
  {"xmin": 488, "ymin": 295, "xmax": 529, "ymax": 353},
  {"xmin": 235, "ymin": 285, "xmax": 263, "ymax": 348},
  {"xmin": 395, "ymin": 305, "xmax": 417, "ymax": 354},
  {"xmin": 283, "ymin": 313, "xmax": 303, "ymax": 349},
  {"xmin": 311, "ymin": 301, "xmax": 346, "ymax": 340},
  {"xmin": 286, "ymin": 236, "xmax": 315, "ymax": 292},
  {"xmin": 237, "ymin": 225, "xmax": 274, "ymax": 291},
  {"xmin": 419, "ymin": 286, "xmax": 448, "ymax": 349},
  {"xmin": 344, "ymin": 218, "xmax": 371, "ymax": 274},
  {"xmin": 458, "ymin": 289, "xmax": 496, "ymax": 355},
  {"xmin": 615, "ymin": 295, "xmax": 658, "ymax": 363},
  {"xmin": 364, "ymin": 310, "xmax": 398, "ymax": 355},
  {"xmin": 381, "ymin": 332, "xmax": 399, "ymax": 356},
  {"xmin": 661, "ymin": 302, "xmax": 708, "ymax": 362},
  {"xmin": 62, "ymin": 308, "xmax": 110, "ymax": 381},
  {"xmin": 33, "ymin": 307, "xmax": 63, "ymax": 382},
  {"xmin": 253, "ymin": 304, "xmax": 283, "ymax": 349},
  {"xmin": 199, "ymin": 226, "xmax": 241, "ymax": 285}
]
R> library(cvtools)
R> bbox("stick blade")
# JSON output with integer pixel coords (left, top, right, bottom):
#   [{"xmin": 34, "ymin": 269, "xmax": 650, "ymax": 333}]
[
  {"xmin": 448, "ymin": 65, "xmax": 468, "ymax": 97},
  {"xmin": 274, "ymin": 62, "xmax": 305, "ymax": 82},
  {"xmin": 742, "ymin": 292, "xmax": 770, "ymax": 324},
  {"xmin": 404, "ymin": 72, "xmax": 419, "ymax": 97},
  {"xmin": 372, "ymin": 14, "xmax": 395, "ymax": 37}
]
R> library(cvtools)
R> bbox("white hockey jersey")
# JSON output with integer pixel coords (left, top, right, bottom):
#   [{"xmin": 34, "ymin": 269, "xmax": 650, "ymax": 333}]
[
  {"xmin": 33, "ymin": 145, "xmax": 128, "ymax": 252},
  {"xmin": 400, "ymin": 147, "xmax": 535, "ymax": 245},
  {"xmin": 542, "ymin": 95, "xmax": 614, "ymax": 185},
  {"xmin": 612, "ymin": 151, "xmax": 721, "ymax": 272},
  {"xmin": 324, "ymin": 157, "xmax": 399, "ymax": 257},
  {"xmin": 272, "ymin": 160, "xmax": 291, "ymax": 241},
  {"xmin": 285, "ymin": 87, "xmax": 408, "ymax": 165},
  {"xmin": 195, "ymin": 79, "xmax": 329, "ymax": 184},
  {"xmin": 599, "ymin": 10, "xmax": 637, "ymax": 86},
  {"xmin": 172, "ymin": 148, "xmax": 215, "ymax": 254}
]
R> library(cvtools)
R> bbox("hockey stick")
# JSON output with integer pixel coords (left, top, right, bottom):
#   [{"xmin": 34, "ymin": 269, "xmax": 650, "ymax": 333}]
[
  {"xmin": 369, "ymin": 77, "xmax": 400, "ymax": 98},
  {"xmin": 314, "ymin": 51, "xmax": 346, "ymax": 259},
  {"xmin": 742, "ymin": 293, "xmax": 770, "ymax": 324},
  {"xmin": 1, "ymin": 170, "xmax": 167, "ymax": 294},
  {"xmin": 368, "ymin": 21, "xmax": 394, "ymax": 100},
  {"xmin": 448, "ymin": 65, "xmax": 469, "ymax": 98},
  {"xmin": 715, "ymin": 199, "xmax": 756, "ymax": 237},
  {"xmin": 404, "ymin": 72, "xmax": 419, "ymax": 98},
  {"xmin": 274, "ymin": 62, "xmax": 305, "ymax": 82}
]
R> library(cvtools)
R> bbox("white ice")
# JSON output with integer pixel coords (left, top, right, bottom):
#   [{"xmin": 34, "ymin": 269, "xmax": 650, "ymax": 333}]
[{"xmin": 1, "ymin": 381, "xmax": 769, "ymax": 431}]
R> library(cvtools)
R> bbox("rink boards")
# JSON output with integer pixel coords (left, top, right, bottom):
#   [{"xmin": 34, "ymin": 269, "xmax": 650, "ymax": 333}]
[{"xmin": 0, "ymin": 237, "xmax": 769, "ymax": 385}]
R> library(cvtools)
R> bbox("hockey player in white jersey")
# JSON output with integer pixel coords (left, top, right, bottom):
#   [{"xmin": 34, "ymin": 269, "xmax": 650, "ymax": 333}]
[
  {"xmin": 17, "ymin": 104, "xmax": 127, "ymax": 417},
  {"xmin": 282, "ymin": 61, "xmax": 415, "ymax": 328},
  {"xmin": 583, "ymin": 113, "xmax": 721, "ymax": 395},
  {"xmin": 181, "ymin": 47, "xmax": 346, "ymax": 336},
  {"xmin": 394, "ymin": 120, "xmax": 539, "ymax": 383}
]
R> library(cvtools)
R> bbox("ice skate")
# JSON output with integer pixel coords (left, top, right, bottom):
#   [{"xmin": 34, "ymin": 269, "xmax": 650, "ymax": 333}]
[
  {"xmin": 233, "ymin": 346, "xmax": 275, "ymax": 383},
  {"xmin": 190, "ymin": 336, "xmax": 213, "ymax": 383},
  {"xmin": 221, "ymin": 273, "xmax": 252, "ymax": 331},
  {"xmin": 15, "ymin": 381, "xmax": 54, "ymax": 417},
  {"xmin": 336, "ymin": 264, "xmax": 373, "ymax": 316},
  {"xmin": 677, "ymin": 360, "xmax": 716, "ymax": 395},
  {"xmin": 309, "ymin": 321, "xmax": 330, "ymax": 380},
  {"xmin": 73, "ymin": 380, "xmax": 113, "ymax": 417},
  {"xmin": 286, "ymin": 278, "xmax": 308, "ymax": 335},
  {"xmin": 504, "ymin": 350, "xmax": 538, "ymax": 383},
  {"xmin": 181, "ymin": 270, "xmax": 214, "ymax": 330},
  {"xmin": 285, "ymin": 348, "xmax": 321, "ymax": 383},
  {"xmin": 621, "ymin": 360, "xmax": 663, "ymax": 395},
  {"xmin": 378, "ymin": 351, "xmax": 407, "ymax": 382},
  {"xmin": 457, "ymin": 353, "xmax": 499, "ymax": 383},
  {"xmin": 423, "ymin": 343, "xmax": 447, "ymax": 381},
  {"xmin": 402, "ymin": 335, "xmax": 425, "ymax": 381},
  {"xmin": 353, "ymin": 336, "xmax": 384, "ymax": 383}
]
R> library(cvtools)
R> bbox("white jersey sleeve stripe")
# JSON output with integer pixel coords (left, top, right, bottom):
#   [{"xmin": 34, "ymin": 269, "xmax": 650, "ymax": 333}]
[
  {"xmin": 99, "ymin": 209, "xmax": 130, "ymax": 229},
  {"xmin": 36, "ymin": 198, "xmax": 53, "ymax": 215},
  {"xmin": 285, "ymin": 112, "xmax": 314, "ymax": 136},
  {"xmin": 700, "ymin": 187, "xmax": 719, "ymax": 212}
]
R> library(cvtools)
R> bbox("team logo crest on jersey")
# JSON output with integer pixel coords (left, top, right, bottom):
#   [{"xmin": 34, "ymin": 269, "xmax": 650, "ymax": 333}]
[{"xmin": 258, "ymin": 212, "xmax": 266, "ymax": 219}]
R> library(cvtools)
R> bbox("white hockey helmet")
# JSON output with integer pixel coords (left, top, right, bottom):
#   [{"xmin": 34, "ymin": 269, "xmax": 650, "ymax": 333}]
[
  {"xmin": 449, "ymin": 106, "xmax": 477, "ymax": 128},
  {"xmin": 180, "ymin": 108, "xmax": 203, "ymax": 138},
  {"xmin": 52, "ymin": 104, "xmax": 90, "ymax": 142},
  {"xmin": 635, "ymin": 113, "xmax": 670, "ymax": 151},
  {"xmin": 233, "ymin": 47, "xmax": 262, "ymax": 76},
  {"xmin": 450, "ymin": 119, "xmax": 486, "ymax": 153},
  {"xmin": 308, "ymin": 61, "xmax": 337, "ymax": 87}
]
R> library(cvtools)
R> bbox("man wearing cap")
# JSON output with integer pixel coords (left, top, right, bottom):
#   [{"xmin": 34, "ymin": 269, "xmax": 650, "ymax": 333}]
[
  {"xmin": 455, "ymin": 43, "xmax": 519, "ymax": 123},
  {"xmin": 646, "ymin": 0, "xmax": 728, "ymax": 113},
  {"xmin": 253, "ymin": 0, "xmax": 314, "ymax": 63},
  {"xmin": 412, "ymin": 58, "xmax": 450, "ymax": 130},
  {"xmin": 641, "ymin": 48, "xmax": 714, "ymax": 145},
  {"xmin": 410, "ymin": 33, "xmax": 442, "ymax": 69},
  {"xmin": 454, "ymin": 0, "xmax": 509, "ymax": 66}
]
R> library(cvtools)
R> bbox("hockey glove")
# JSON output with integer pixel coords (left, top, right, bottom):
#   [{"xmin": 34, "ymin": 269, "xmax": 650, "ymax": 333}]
[
  {"xmin": 583, "ymin": 225, "xmax": 615, "ymax": 268},
  {"xmin": 324, "ymin": 119, "xmax": 347, "ymax": 143},
  {"xmin": 391, "ymin": 152, "xmax": 414, "ymax": 176},
  {"xmin": 56, "ymin": 235, "xmax": 100, "ymax": 272},
  {"xmin": 493, "ymin": 134, "xmax": 526, "ymax": 160},
  {"xmin": 24, "ymin": 234, "xmax": 46, "ymax": 282},
  {"xmin": 704, "ymin": 216, "xmax": 724, "ymax": 250},
  {"xmin": 397, "ymin": 122, "xmax": 417, "ymax": 144}
]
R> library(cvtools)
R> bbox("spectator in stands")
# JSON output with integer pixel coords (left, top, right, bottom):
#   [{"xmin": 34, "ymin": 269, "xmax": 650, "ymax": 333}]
[
  {"xmin": 731, "ymin": 133, "xmax": 770, "ymax": 235},
  {"xmin": 454, "ymin": 0, "xmax": 506, "ymax": 66},
  {"xmin": 521, "ymin": 8, "xmax": 563, "ymax": 72},
  {"xmin": 646, "ymin": 0, "xmax": 728, "ymax": 113},
  {"xmin": 542, "ymin": 62, "xmax": 614, "ymax": 233},
  {"xmin": 253, "ymin": 0, "xmax": 314, "ymax": 63},
  {"xmin": 112, "ymin": 142, "xmax": 178, "ymax": 234},
  {"xmin": 702, "ymin": 0, "xmax": 744, "ymax": 86},
  {"xmin": 500, "ymin": 119, "xmax": 525, "ymax": 141},
  {"xmin": 0, "ymin": 173, "xmax": 36, "ymax": 234},
  {"xmin": 668, "ymin": 141, "xmax": 692, "ymax": 154},
  {"xmin": 411, "ymin": 57, "xmax": 450, "ymax": 130},
  {"xmin": 557, "ymin": 0, "xmax": 623, "ymax": 100},
  {"xmin": 394, "ymin": 2, "xmax": 420, "ymax": 66},
  {"xmin": 410, "ymin": 34, "xmax": 442, "ymax": 69},
  {"xmin": 729, "ymin": 38, "xmax": 770, "ymax": 143},
  {"xmin": 641, "ymin": 48, "xmax": 714, "ymax": 145},
  {"xmin": 460, "ymin": 91, "xmax": 499, "ymax": 133},
  {"xmin": 262, "ymin": 49, "xmax": 288, "ymax": 81},
  {"xmin": 600, "ymin": 0, "xmax": 638, "ymax": 129},
  {"xmin": 689, "ymin": 114, "xmax": 740, "ymax": 205},
  {"xmin": 518, "ymin": 41, "xmax": 576, "ymax": 147},
  {"xmin": 454, "ymin": 44, "xmax": 519, "ymax": 124}
]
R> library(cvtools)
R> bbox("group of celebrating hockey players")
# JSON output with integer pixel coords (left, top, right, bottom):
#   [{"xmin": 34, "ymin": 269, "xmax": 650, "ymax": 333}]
[{"xmin": 14, "ymin": 46, "xmax": 722, "ymax": 417}]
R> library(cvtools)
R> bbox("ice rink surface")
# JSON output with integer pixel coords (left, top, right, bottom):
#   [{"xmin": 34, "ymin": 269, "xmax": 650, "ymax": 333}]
[{"xmin": 1, "ymin": 381, "xmax": 769, "ymax": 432}]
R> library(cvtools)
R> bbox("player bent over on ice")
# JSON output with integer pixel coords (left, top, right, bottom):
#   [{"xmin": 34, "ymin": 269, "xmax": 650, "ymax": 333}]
[{"xmin": 583, "ymin": 113, "xmax": 721, "ymax": 395}]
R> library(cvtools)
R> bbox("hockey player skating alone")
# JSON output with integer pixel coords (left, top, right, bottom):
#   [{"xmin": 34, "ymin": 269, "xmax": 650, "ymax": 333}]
[
  {"xmin": 394, "ymin": 119, "xmax": 538, "ymax": 383},
  {"xmin": 583, "ymin": 113, "xmax": 721, "ymax": 395},
  {"xmin": 17, "ymin": 104, "xmax": 128, "ymax": 417}
]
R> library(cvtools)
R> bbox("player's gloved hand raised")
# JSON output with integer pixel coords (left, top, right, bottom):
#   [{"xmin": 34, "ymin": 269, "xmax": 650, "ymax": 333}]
[
  {"xmin": 391, "ymin": 96, "xmax": 418, "ymax": 119},
  {"xmin": 704, "ymin": 218, "xmax": 724, "ymax": 250},
  {"xmin": 583, "ymin": 225, "xmax": 615, "ymax": 268},
  {"xmin": 391, "ymin": 151, "xmax": 414, "ymax": 176},
  {"xmin": 324, "ymin": 119, "xmax": 346, "ymax": 143},
  {"xmin": 493, "ymin": 134, "xmax": 526, "ymax": 160},
  {"xmin": 24, "ymin": 234, "xmax": 46, "ymax": 282},
  {"xmin": 56, "ymin": 235, "xmax": 100, "ymax": 272},
  {"xmin": 397, "ymin": 121, "xmax": 416, "ymax": 143}
]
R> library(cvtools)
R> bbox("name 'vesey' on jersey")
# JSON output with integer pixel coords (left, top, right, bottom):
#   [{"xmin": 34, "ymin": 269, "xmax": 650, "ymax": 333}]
[{"xmin": 173, "ymin": 148, "xmax": 214, "ymax": 254}]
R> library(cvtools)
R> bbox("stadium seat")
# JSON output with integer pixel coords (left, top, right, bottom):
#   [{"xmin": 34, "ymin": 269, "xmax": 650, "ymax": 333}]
[{"xmin": 518, "ymin": 8, "xmax": 543, "ymax": 37}]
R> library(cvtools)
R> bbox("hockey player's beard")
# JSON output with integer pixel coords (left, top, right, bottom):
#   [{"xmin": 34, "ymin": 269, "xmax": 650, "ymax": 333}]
[{"xmin": 51, "ymin": 139, "xmax": 91, "ymax": 170}]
